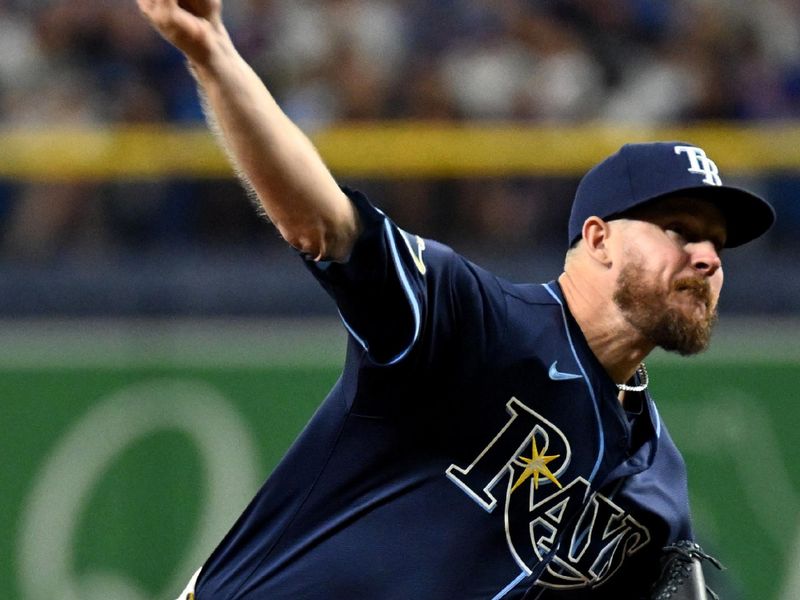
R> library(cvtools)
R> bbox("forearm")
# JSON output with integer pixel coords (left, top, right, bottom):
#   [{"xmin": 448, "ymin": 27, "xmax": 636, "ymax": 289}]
[
  {"xmin": 190, "ymin": 30, "xmax": 357, "ymax": 261},
  {"xmin": 137, "ymin": 0, "xmax": 359, "ymax": 260}
]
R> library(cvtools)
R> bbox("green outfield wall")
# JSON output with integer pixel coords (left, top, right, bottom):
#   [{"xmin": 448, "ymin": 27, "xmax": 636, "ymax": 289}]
[{"xmin": 2, "ymin": 319, "xmax": 798, "ymax": 600}]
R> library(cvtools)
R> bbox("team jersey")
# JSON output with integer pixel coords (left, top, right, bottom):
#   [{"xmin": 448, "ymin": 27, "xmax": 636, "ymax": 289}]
[{"xmin": 195, "ymin": 189, "xmax": 694, "ymax": 599}]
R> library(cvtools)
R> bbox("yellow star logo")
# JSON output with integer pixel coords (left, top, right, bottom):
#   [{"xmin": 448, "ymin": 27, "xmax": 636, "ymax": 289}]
[{"xmin": 511, "ymin": 436, "xmax": 563, "ymax": 493}]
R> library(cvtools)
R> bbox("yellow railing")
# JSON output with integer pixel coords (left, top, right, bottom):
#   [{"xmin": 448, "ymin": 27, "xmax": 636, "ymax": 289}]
[{"xmin": 2, "ymin": 122, "xmax": 799, "ymax": 181}]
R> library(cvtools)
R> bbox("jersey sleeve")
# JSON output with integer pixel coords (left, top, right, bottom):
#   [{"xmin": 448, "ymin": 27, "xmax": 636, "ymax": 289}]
[{"xmin": 302, "ymin": 188, "xmax": 507, "ymax": 368}]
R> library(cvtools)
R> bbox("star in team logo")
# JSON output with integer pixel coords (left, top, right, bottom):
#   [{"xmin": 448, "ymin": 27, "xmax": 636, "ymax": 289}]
[{"xmin": 511, "ymin": 436, "xmax": 562, "ymax": 492}]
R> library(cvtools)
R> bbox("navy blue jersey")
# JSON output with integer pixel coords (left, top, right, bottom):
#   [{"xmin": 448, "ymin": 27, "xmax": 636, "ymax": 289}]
[{"xmin": 195, "ymin": 190, "xmax": 694, "ymax": 599}]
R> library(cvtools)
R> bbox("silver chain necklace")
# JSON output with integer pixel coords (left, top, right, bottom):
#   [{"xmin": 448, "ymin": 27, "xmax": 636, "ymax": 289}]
[{"xmin": 617, "ymin": 362, "xmax": 649, "ymax": 392}]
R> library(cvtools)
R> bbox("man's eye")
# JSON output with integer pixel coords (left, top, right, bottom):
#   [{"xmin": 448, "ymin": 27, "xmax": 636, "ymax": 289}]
[{"xmin": 665, "ymin": 225, "xmax": 687, "ymax": 239}]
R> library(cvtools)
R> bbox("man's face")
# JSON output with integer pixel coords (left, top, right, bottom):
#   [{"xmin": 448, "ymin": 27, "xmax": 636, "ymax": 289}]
[{"xmin": 611, "ymin": 197, "xmax": 727, "ymax": 355}]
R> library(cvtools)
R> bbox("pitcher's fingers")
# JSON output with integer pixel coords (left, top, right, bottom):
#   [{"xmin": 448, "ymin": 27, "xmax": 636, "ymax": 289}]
[{"xmin": 137, "ymin": 0, "xmax": 179, "ymax": 27}]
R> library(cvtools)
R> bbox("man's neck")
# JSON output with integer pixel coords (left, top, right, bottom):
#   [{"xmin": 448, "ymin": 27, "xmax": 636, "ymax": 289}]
[{"xmin": 557, "ymin": 272, "xmax": 654, "ymax": 386}]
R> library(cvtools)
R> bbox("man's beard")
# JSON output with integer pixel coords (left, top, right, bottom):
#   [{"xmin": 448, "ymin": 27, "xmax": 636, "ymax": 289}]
[{"xmin": 613, "ymin": 259, "xmax": 718, "ymax": 356}]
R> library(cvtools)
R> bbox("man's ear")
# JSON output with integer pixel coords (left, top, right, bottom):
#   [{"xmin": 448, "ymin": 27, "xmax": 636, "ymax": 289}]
[{"xmin": 581, "ymin": 216, "xmax": 613, "ymax": 266}]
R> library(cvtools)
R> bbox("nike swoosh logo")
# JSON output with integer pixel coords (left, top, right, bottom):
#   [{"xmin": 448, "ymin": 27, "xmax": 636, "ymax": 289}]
[{"xmin": 548, "ymin": 361, "xmax": 582, "ymax": 381}]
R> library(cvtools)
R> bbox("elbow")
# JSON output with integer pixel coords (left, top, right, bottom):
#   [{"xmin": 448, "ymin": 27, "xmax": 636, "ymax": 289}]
[
  {"xmin": 276, "ymin": 200, "xmax": 361, "ymax": 262},
  {"xmin": 284, "ymin": 229, "xmax": 326, "ymax": 261},
  {"xmin": 280, "ymin": 220, "xmax": 354, "ymax": 262}
]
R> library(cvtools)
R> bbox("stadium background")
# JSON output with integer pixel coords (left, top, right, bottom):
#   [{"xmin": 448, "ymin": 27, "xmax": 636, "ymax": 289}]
[{"xmin": 1, "ymin": 1, "xmax": 798, "ymax": 599}]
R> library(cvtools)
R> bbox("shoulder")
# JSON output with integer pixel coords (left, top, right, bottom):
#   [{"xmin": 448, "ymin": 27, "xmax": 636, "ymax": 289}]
[
  {"xmin": 497, "ymin": 278, "xmax": 563, "ymax": 307},
  {"xmin": 499, "ymin": 280, "xmax": 571, "ymax": 337}
]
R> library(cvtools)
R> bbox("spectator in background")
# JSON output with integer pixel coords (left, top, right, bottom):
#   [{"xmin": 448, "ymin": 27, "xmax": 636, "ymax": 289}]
[
  {"xmin": 2, "ymin": 0, "xmax": 800, "ymax": 126},
  {"xmin": 0, "ymin": 0, "xmax": 799, "ymax": 264}
]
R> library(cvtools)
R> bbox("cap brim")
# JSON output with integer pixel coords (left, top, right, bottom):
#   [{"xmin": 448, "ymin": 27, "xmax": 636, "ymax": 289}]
[{"xmin": 649, "ymin": 185, "xmax": 776, "ymax": 248}]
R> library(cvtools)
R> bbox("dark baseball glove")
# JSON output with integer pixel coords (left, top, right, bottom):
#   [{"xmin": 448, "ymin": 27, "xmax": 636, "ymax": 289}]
[{"xmin": 649, "ymin": 540, "xmax": 724, "ymax": 600}]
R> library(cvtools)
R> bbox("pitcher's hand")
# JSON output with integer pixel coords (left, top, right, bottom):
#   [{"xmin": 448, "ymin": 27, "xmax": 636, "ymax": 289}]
[{"xmin": 137, "ymin": 0, "xmax": 225, "ymax": 64}]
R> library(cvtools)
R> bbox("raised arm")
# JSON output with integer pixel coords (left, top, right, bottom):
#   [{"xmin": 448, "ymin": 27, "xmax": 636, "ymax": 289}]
[{"xmin": 137, "ymin": 0, "xmax": 360, "ymax": 261}]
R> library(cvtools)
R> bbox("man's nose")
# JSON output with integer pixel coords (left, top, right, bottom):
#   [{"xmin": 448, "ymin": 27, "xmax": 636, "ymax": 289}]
[{"xmin": 689, "ymin": 241, "xmax": 722, "ymax": 277}]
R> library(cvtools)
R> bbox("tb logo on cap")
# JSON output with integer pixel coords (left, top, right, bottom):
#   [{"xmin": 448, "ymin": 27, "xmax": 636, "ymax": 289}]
[{"xmin": 674, "ymin": 145, "xmax": 722, "ymax": 186}]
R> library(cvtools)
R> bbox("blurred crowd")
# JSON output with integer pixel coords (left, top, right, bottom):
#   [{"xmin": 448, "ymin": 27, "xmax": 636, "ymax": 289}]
[
  {"xmin": 2, "ymin": 0, "xmax": 799, "ymax": 126},
  {"xmin": 4, "ymin": 0, "xmax": 799, "ymax": 125},
  {"xmin": 0, "ymin": 0, "xmax": 799, "ymax": 313}
]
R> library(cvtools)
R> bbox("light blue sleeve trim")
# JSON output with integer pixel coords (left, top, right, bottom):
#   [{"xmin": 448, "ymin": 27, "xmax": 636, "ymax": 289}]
[
  {"xmin": 338, "ymin": 217, "xmax": 423, "ymax": 367},
  {"xmin": 339, "ymin": 308, "xmax": 369, "ymax": 351},
  {"xmin": 543, "ymin": 283, "xmax": 605, "ymax": 483}
]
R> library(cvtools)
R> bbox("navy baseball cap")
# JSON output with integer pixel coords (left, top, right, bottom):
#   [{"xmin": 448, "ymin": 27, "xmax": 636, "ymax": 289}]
[{"xmin": 568, "ymin": 142, "xmax": 775, "ymax": 248}]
